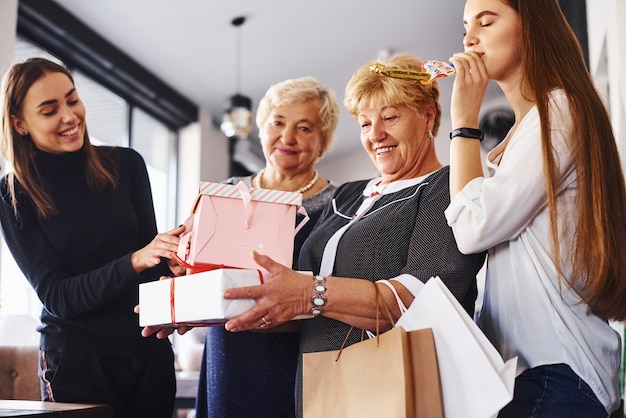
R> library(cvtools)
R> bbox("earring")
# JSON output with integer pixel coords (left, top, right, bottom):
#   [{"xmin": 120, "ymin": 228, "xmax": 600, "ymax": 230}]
[{"xmin": 428, "ymin": 131, "xmax": 434, "ymax": 140}]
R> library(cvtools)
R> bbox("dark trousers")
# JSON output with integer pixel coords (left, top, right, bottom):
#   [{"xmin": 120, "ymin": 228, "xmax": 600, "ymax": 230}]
[
  {"xmin": 195, "ymin": 327, "xmax": 299, "ymax": 418},
  {"xmin": 498, "ymin": 363, "xmax": 609, "ymax": 418},
  {"xmin": 40, "ymin": 349, "xmax": 175, "ymax": 418}
]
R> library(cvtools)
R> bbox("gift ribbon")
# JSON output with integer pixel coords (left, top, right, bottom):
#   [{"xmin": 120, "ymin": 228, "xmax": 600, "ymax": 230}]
[
  {"xmin": 168, "ymin": 252, "xmax": 265, "ymax": 327},
  {"xmin": 235, "ymin": 181, "xmax": 310, "ymax": 232},
  {"xmin": 235, "ymin": 181, "xmax": 254, "ymax": 230},
  {"xmin": 171, "ymin": 252, "xmax": 264, "ymax": 282},
  {"xmin": 294, "ymin": 206, "xmax": 310, "ymax": 235}
]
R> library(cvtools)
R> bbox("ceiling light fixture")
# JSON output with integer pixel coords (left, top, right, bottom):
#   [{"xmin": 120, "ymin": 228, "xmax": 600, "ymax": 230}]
[{"xmin": 220, "ymin": 16, "xmax": 253, "ymax": 140}]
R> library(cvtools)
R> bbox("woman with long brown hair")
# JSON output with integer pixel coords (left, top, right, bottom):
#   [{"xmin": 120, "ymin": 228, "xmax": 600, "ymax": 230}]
[
  {"xmin": 0, "ymin": 57, "xmax": 185, "ymax": 418},
  {"xmin": 446, "ymin": 0, "xmax": 626, "ymax": 416}
]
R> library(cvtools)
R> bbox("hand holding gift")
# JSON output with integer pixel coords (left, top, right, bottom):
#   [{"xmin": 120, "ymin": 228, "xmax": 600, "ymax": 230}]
[
  {"xmin": 223, "ymin": 251, "xmax": 314, "ymax": 332},
  {"xmin": 130, "ymin": 224, "xmax": 186, "ymax": 274},
  {"xmin": 138, "ymin": 181, "xmax": 309, "ymax": 328}
]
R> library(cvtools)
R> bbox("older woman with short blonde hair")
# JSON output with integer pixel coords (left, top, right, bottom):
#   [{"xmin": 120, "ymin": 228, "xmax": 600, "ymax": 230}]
[{"xmin": 223, "ymin": 54, "xmax": 486, "ymax": 417}]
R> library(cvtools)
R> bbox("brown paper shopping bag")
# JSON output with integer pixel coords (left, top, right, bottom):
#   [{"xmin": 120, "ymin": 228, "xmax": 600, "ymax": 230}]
[
  {"xmin": 302, "ymin": 326, "xmax": 443, "ymax": 418},
  {"xmin": 395, "ymin": 276, "xmax": 517, "ymax": 418}
]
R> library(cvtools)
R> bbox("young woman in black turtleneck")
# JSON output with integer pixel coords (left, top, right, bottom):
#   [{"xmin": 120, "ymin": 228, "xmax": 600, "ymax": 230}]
[{"xmin": 0, "ymin": 57, "xmax": 185, "ymax": 418}]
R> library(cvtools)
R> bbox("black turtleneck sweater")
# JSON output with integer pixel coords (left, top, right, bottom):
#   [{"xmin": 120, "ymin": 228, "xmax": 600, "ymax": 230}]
[{"xmin": 0, "ymin": 146, "xmax": 172, "ymax": 355}]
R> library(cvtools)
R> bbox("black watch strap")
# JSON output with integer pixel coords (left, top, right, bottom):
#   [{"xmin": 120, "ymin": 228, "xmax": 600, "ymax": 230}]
[{"xmin": 450, "ymin": 127, "xmax": 484, "ymax": 141}]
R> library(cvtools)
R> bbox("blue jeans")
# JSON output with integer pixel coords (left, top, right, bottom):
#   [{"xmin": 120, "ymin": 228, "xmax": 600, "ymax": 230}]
[{"xmin": 498, "ymin": 363, "xmax": 608, "ymax": 418}]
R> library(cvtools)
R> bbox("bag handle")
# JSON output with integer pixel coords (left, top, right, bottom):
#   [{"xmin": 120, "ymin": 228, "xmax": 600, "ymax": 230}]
[
  {"xmin": 235, "ymin": 181, "xmax": 254, "ymax": 230},
  {"xmin": 176, "ymin": 214, "xmax": 194, "ymax": 262},
  {"xmin": 377, "ymin": 279, "xmax": 408, "ymax": 313},
  {"xmin": 335, "ymin": 282, "xmax": 395, "ymax": 361},
  {"xmin": 236, "ymin": 181, "xmax": 307, "ymax": 232},
  {"xmin": 294, "ymin": 206, "xmax": 310, "ymax": 235},
  {"xmin": 376, "ymin": 282, "xmax": 396, "ymax": 329}
]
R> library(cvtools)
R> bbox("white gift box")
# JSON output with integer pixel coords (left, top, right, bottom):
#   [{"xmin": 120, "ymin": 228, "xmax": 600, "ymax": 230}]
[{"xmin": 139, "ymin": 268, "xmax": 266, "ymax": 327}]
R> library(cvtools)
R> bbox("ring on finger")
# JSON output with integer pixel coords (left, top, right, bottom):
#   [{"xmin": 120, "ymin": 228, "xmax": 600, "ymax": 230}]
[{"xmin": 259, "ymin": 316, "xmax": 271, "ymax": 328}]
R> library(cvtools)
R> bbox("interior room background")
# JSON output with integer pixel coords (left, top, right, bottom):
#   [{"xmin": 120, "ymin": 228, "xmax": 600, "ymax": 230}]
[{"xmin": 0, "ymin": 2, "xmax": 623, "ymax": 384}]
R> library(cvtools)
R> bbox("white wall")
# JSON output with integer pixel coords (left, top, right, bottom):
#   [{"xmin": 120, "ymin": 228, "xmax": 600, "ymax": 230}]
[
  {"xmin": 0, "ymin": 0, "xmax": 17, "ymax": 79},
  {"xmin": 587, "ymin": 0, "xmax": 626, "ymax": 166},
  {"xmin": 587, "ymin": 3, "xmax": 625, "ymax": 410},
  {"xmin": 176, "ymin": 108, "xmax": 229, "ymax": 225},
  {"xmin": 0, "ymin": 1, "xmax": 18, "ymax": 174}
]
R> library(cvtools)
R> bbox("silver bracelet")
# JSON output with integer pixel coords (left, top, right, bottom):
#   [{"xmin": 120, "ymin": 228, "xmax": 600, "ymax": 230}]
[{"xmin": 310, "ymin": 275, "xmax": 327, "ymax": 316}]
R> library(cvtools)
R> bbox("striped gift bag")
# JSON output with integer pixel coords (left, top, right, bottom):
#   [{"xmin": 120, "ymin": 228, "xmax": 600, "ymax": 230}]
[{"xmin": 176, "ymin": 181, "xmax": 308, "ymax": 273}]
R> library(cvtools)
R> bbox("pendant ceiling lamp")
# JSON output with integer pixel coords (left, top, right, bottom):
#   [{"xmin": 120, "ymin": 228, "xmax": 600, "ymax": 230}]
[{"xmin": 220, "ymin": 16, "xmax": 253, "ymax": 140}]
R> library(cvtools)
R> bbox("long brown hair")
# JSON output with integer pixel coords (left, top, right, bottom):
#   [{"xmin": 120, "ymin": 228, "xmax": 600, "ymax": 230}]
[
  {"xmin": 1, "ymin": 58, "xmax": 117, "ymax": 218},
  {"xmin": 508, "ymin": 0, "xmax": 626, "ymax": 320}
]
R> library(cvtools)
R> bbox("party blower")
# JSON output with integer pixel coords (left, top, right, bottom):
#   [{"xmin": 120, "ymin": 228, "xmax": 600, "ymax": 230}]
[{"xmin": 370, "ymin": 60, "xmax": 456, "ymax": 84}]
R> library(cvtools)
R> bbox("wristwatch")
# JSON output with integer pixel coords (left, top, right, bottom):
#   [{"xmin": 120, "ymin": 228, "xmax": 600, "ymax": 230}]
[{"xmin": 449, "ymin": 127, "xmax": 484, "ymax": 141}]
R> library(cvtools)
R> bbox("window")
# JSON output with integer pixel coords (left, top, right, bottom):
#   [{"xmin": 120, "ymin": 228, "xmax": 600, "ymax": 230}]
[
  {"xmin": 0, "ymin": 37, "xmax": 56, "ymax": 318},
  {"xmin": 131, "ymin": 107, "xmax": 178, "ymax": 230},
  {"xmin": 73, "ymin": 69, "xmax": 130, "ymax": 147}
]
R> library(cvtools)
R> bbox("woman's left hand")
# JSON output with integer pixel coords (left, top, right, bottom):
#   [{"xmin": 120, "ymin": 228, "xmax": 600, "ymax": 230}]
[
  {"xmin": 449, "ymin": 51, "xmax": 490, "ymax": 128},
  {"xmin": 133, "ymin": 303, "xmax": 194, "ymax": 339},
  {"xmin": 223, "ymin": 251, "xmax": 311, "ymax": 332},
  {"xmin": 167, "ymin": 259, "xmax": 186, "ymax": 276},
  {"xmin": 140, "ymin": 324, "xmax": 193, "ymax": 339},
  {"xmin": 130, "ymin": 225, "xmax": 186, "ymax": 274}
]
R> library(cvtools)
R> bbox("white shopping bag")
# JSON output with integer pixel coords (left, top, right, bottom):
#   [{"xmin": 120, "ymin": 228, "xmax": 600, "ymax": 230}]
[{"xmin": 395, "ymin": 276, "xmax": 517, "ymax": 418}]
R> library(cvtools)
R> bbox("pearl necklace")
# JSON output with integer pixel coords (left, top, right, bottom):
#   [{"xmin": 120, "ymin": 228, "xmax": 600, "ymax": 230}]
[{"xmin": 255, "ymin": 169, "xmax": 319, "ymax": 194}]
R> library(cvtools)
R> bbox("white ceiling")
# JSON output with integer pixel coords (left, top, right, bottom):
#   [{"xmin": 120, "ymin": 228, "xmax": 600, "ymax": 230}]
[{"xmin": 50, "ymin": 0, "xmax": 503, "ymax": 165}]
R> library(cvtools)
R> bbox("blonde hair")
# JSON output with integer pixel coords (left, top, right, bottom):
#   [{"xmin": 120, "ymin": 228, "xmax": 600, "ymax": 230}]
[
  {"xmin": 344, "ymin": 53, "xmax": 441, "ymax": 137},
  {"xmin": 255, "ymin": 76, "xmax": 340, "ymax": 157}
]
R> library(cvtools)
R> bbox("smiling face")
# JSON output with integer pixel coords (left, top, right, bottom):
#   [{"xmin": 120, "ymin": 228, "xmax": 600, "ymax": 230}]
[
  {"xmin": 12, "ymin": 71, "xmax": 86, "ymax": 153},
  {"xmin": 463, "ymin": 0, "xmax": 522, "ymax": 83},
  {"xmin": 259, "ymin": 100, "xmax": 324, "ymax": 175},
  {"xmin": 358, "ymin": 102, "xmax": 436, "ymax": 183}
]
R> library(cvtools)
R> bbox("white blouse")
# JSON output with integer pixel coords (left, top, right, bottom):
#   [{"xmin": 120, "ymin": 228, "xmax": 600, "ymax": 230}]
[{"xmin": 445, "ymin": 90, "xmax": 621, "ymax": 413}]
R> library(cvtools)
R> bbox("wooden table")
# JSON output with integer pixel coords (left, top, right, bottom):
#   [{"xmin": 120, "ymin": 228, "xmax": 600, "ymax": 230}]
[
  {"xmin": 1, "ymin": 371, "xmax": 199, "ymax": 418},
  {"xmin": 0, "ymin": 400, "xmax": 113, "ymax": 417}
]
